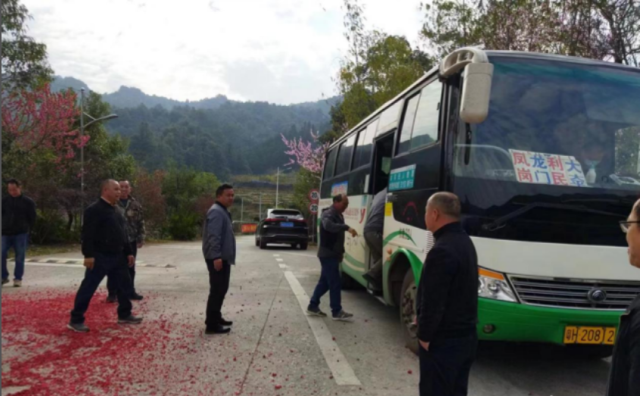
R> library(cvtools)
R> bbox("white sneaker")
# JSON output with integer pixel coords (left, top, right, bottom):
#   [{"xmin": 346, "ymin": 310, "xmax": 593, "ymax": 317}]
[{"xmin": 13, "ymin": 280, "xmax": 22, "ymax": 287}]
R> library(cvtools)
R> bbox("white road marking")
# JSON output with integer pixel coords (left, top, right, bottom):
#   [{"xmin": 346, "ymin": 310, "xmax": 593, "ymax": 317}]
[
  {"xmin": 276, "ymin": 258, "xmax": 284, "ymax": 262},
  {"xmin": 278, "ymin": 264, "xmax": 288, "ymax": 269},
  {"xmin": 273, "ymin": 254, "xmax": 281, "ymax": 257},
  {"xmin": 279, "ymin": 251, "xmax": 316, "ymax": 259},
  {"xmin": 283, "ymin": 270, "xmax": 361, "ymax": 386},
  {"xmin": 23, "ymin": 262, "xmax": 85, "ymax": 269}
]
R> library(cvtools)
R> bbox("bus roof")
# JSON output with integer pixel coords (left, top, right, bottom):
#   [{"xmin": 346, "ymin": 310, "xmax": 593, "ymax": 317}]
[{"xmin": 327, "ymin": 49, "xmax": 639, "ymax": 150}]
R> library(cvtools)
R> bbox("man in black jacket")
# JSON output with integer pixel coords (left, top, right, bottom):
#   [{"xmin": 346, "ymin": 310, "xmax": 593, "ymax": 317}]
[
  {"xmin": 307, "ymin": 194, "xmax": 358, "ymax": 321},
  {"xmin": 607, "ymin": 200, "xmax": 640, "ymax": 396},
  {"xmin": 2, "ymin": 179, "xmax": 36, "ymax": 287},
  {"xmin": 417, "ymin": 192, "xmax": 478, "ymax": 396},
  {"xmin": 68, "ymin": 180, "xmax": 142, "ymax": 332}
]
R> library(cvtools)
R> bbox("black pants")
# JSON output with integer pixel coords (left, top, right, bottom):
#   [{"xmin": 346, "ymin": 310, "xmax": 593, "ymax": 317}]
[
  {"xmin": 419, "ymin": 333, "xmax": 477, "ymax": 396},
  {"xmin": 70, "ymin": 253, "xmax": 133, "ymax": 324},
  {"xmin": 205, "ymin": 260, "xmax": 231, "ymax": 329},
  {"xmin": 364, "ymin": 230, "xmax": 383, "ymax": 280},
  {"xmin": 107, "ymin": 242, "xmax": 137, "ymax": 296}
]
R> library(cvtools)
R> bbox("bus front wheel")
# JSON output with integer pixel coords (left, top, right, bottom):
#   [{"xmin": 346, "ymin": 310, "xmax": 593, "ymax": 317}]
[{"xmin": 400, "ymin": 269, "xmax": 419, "ymax": 355}]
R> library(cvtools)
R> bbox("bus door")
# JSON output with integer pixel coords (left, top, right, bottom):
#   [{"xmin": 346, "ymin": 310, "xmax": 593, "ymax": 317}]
[{"xmin": 384, "ymin": 78, "xmax": 444, "ymax": 271}]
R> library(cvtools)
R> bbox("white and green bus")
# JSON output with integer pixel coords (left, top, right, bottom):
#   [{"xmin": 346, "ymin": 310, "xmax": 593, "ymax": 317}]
[{"xmin": 318, "ymin": 48, "xmax": 640, "ymax": 357}]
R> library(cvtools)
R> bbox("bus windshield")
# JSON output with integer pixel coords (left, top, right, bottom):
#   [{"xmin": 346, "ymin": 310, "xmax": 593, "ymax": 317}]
[{"xmin": 453, "ymin": 57, "xmax": 640, "ymax": 192}]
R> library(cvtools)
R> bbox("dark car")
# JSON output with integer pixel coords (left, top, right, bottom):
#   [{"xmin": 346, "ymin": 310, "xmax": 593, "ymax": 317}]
[{"xmin": 256, "ymin": 209, "xmax": 309, "ymax": 250}]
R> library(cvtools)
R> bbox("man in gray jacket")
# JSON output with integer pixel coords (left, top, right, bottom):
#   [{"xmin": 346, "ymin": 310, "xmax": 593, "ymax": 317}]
[{"xmin": 202, "ymin": 184, "xmax": 236, "ymax": 335}]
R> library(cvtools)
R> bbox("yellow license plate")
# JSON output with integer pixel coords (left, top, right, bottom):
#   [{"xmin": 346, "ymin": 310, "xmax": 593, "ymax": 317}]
[{"xmin": 564, "ymin": 326, "xmax": 616, "ymax": 345}]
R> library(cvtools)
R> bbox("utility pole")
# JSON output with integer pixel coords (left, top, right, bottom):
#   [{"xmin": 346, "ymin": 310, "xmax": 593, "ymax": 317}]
[
  {"xmin": 259, "ymin": 193, "xmax": 263, "ymax": 220},
  {"xmin": 276, "ymin": 167, "xmax": 280, "ymax": 209},
  {"xmin": 241, "ymin": 196, "xmax": 244, "ymax": 223}
]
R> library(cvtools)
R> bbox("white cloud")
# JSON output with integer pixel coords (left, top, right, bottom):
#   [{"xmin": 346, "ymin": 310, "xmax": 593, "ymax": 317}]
[{"xmin": 22, "ymin": 0, "xmax": 425, "ymax": 104}]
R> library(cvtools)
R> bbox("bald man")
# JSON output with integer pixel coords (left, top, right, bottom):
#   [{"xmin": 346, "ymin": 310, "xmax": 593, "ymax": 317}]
[
  {"xmin": 417, "ymin": 192, "xmax": 478, "ymax": 396},
  {"xmin": 68, "ymin": 180, "xmax": 143, "ymax": 332}
]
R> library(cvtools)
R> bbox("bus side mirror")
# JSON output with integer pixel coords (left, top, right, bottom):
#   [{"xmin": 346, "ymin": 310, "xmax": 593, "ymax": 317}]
[{"xmin": 460, "ymin": 63, "xmax": 494, "ymax": 124}]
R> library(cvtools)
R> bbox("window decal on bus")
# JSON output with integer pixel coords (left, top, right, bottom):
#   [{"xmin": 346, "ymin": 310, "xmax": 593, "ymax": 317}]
[
  {"xmin": 331, "ymin": 181, "xmax": 348, "ymax": 196},
  {"xmin": 389, "ymin": 164, "xmax": 417, "ymax": 191},
  {"xmin": 510, "ymin": 150, "xmax": 587, "ymax": 187}
]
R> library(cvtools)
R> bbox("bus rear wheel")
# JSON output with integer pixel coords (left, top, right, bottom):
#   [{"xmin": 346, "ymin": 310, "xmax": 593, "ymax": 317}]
[{"xmin": 400, "ymin": 269, "xmax": 419, "ymax": 355}]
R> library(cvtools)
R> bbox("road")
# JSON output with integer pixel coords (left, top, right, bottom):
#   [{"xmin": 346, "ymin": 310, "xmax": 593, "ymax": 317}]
[{"xmin": 1, "ymin": 236, "xmax": 611, "ymax": 396}]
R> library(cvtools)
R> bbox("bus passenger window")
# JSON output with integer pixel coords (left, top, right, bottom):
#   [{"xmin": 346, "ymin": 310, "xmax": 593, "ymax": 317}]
[
  {"xmin": 323, "ymin": 149, "xmax": 338, "ymax": 180},
  {"xmin": 336, "ymin": 135, "xmax": 356, "ymax": 175},
  {"xmin": 411, "ymin": 82, "xmax": 442, "ymax": 150},
  {"xmin": 353, "ymin": 120, "xmax": 378, "ymax": 169},
  {"xmin": 398, "ymin": 95, "xmax": 420, "ymax": 155}
]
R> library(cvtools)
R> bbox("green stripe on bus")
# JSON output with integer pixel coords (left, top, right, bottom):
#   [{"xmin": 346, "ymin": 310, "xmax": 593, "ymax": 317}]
[{"xmin": 383, "ymin": 230, "xmax": 417, "ymax": 247}]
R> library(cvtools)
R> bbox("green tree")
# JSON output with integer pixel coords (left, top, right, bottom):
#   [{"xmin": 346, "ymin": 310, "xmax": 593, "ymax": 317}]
[
  {"xmin": 334, "ymin": 1, "xmax": 433, "ymax": 133},
  {"xmin": 1, "ymin": 0, "xmax": 53, "ymax": 90},
  {"xmin": 162, "ymin": 163, "xmax": 220, "ymax": 240},
  {"xmin": 291, "ymin": 168, "xmax": 320, "ymax": 218},
  {"xmin": 421, "ymin": 0, "xmax": 640, "ymax": 65}
]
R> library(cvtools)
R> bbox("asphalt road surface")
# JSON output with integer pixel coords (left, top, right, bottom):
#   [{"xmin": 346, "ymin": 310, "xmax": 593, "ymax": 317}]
[{"xmin": 1, "ymin": 236, "xmax": 611, "ymax": 396}]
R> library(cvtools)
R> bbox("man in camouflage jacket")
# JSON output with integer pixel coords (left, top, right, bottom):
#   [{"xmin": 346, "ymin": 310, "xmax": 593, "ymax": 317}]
[{"xmin": 106, "ymin": 180, "xmax": 146, "ymax": 302}]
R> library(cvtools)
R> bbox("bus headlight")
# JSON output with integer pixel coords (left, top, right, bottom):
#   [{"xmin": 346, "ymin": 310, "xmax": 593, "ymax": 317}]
[{"xmin": 478, "ymin": 268, "xmax": 517, "ymax": 302}]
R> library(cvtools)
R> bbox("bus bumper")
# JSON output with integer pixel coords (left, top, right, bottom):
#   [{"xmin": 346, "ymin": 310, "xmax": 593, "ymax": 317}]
[{"xmin": 477, "ymin": 298, "xmax": 624, "ymax": 345}]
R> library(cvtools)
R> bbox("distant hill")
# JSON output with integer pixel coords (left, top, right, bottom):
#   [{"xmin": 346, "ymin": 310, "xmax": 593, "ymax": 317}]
[
  {"xmin": 51, "ymin": 76, "xmax": 340, "ymax": 178},
  {"xmin": 52, "ymin": 75, "xmax": 338, "ymax": 111},
  {"xmin": 51, "ymin": 76, "xmax": 89, "ymax": 93}
]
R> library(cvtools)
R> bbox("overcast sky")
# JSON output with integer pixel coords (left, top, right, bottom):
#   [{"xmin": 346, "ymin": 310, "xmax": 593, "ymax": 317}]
[{"xmin": 23, "ymin": 0, "xmax": 426, "ymax": 104}]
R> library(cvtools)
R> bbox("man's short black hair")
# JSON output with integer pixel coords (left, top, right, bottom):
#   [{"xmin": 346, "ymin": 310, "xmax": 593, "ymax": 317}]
[
  {"xmin": 332, "ymin": 194, "xmax": 344, "ymax": 203},
  {"xmin": 7, "ymin": 179, "xmax": 21, "ymax": 187},
  {"xmin": 429, "ymin": 192, "xmax": 461, "ymax": 219},
  {"xmin": 101, "ymin": 179, "xmax": 117, "ymax": 193},
  {"xmin": 216, "ymin": 183, "xmax": 234, "ymax": 197}
]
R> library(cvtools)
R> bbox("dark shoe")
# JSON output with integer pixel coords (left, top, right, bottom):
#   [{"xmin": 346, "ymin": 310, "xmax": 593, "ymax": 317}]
[
  {"xmin": 106, "ymin": 294, "xmax": 117, "ymax": 303},
  {"xmin": 205, "ymin": 325, "xmax": 231, "ymax": 335},
  {"xmin": 118, "ymin": 315, "xmax": 143, "ymax": 325},
  {"xmin": 332, "ymin": 310, "xmax": 354, "ymax": 322},
  {"xmin": 130, "ymin": 293, "xmax": 144, "ymax": 301},
  {"xmin": 219, "ymin": 318, "xmax": 233, "ymax": 326},
  {"xmin": 67, "ymin": 322, "xmax": 90, "ymax": 333},
  {"xmin": 2, "ymin": 278, "xmax": 9, "ymax": 285},
  {"xmin": 306, "ymin": 306, "xmax": 328, "ymax": 317}
]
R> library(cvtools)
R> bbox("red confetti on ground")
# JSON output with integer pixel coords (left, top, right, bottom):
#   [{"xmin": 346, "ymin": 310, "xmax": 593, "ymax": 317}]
[
  {"xmin": 1, "ymin": 289, "xmax": 218, "ymax": 396},
  {"xmin": 408, "ymin": 370, "xmax": 413, "ymax": 375},
  {"xmin": 275, "ymin": 385, "xmax": 282, "ymax": 390}
]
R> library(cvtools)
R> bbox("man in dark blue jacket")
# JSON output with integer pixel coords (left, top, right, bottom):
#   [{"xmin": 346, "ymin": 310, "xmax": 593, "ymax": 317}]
[
  {"xmin": 2, "ymin": 179, "xmax": 36, "ymax": 287},
  {"xmin": 608, "ymin": 200, "xmax": 640, "ymax": 396},
  {"xmin": 68, "ymin": 180, "xmax": 142, "ymax": 332},
  {"xmin": 418, "ymin": 192, "xmax": 478, "ymax": 396},
  {"xmin": 307, "ymin": 194, "xmax": 358, "ymax": 321}
]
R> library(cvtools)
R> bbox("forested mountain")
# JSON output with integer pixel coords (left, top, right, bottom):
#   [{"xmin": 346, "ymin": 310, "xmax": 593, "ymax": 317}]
[{"xmin": 52, "ymin": 76, "xmax": 338, "ymax": 179}]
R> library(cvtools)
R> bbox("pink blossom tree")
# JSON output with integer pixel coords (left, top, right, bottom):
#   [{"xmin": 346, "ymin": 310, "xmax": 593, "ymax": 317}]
[
  {"xmin": 281, "ymin": 131, "xmax": 329, "ymax": 179},
  {"xmin": 2, "ymin": 84, "xmax": 83, "ymax": 163}
]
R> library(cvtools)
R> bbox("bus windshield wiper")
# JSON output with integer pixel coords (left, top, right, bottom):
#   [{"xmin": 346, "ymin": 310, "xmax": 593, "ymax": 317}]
[{"xmin": 482, "ymin": 202, "xmax": 624, "ymax": 232}]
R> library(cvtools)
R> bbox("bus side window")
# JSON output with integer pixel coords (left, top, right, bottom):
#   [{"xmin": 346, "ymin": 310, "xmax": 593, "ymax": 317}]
[
  {"xmin": 335, "ymin": 135, "xmax": 356, "ymax": 175},
  {"xmin": 353, "ymin": 120, "xmax": 378, "ymax": 169},
  {"xmin": 397, "ymin": 94, "xmax": 420, "ymax": 155},
  {"xmin": 324, "ymin": 148, "xmax": 338, "ymax": 180},
  {"xmin": 411, "ymin": 82, "xmax": 442, "ymax": 150}
]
